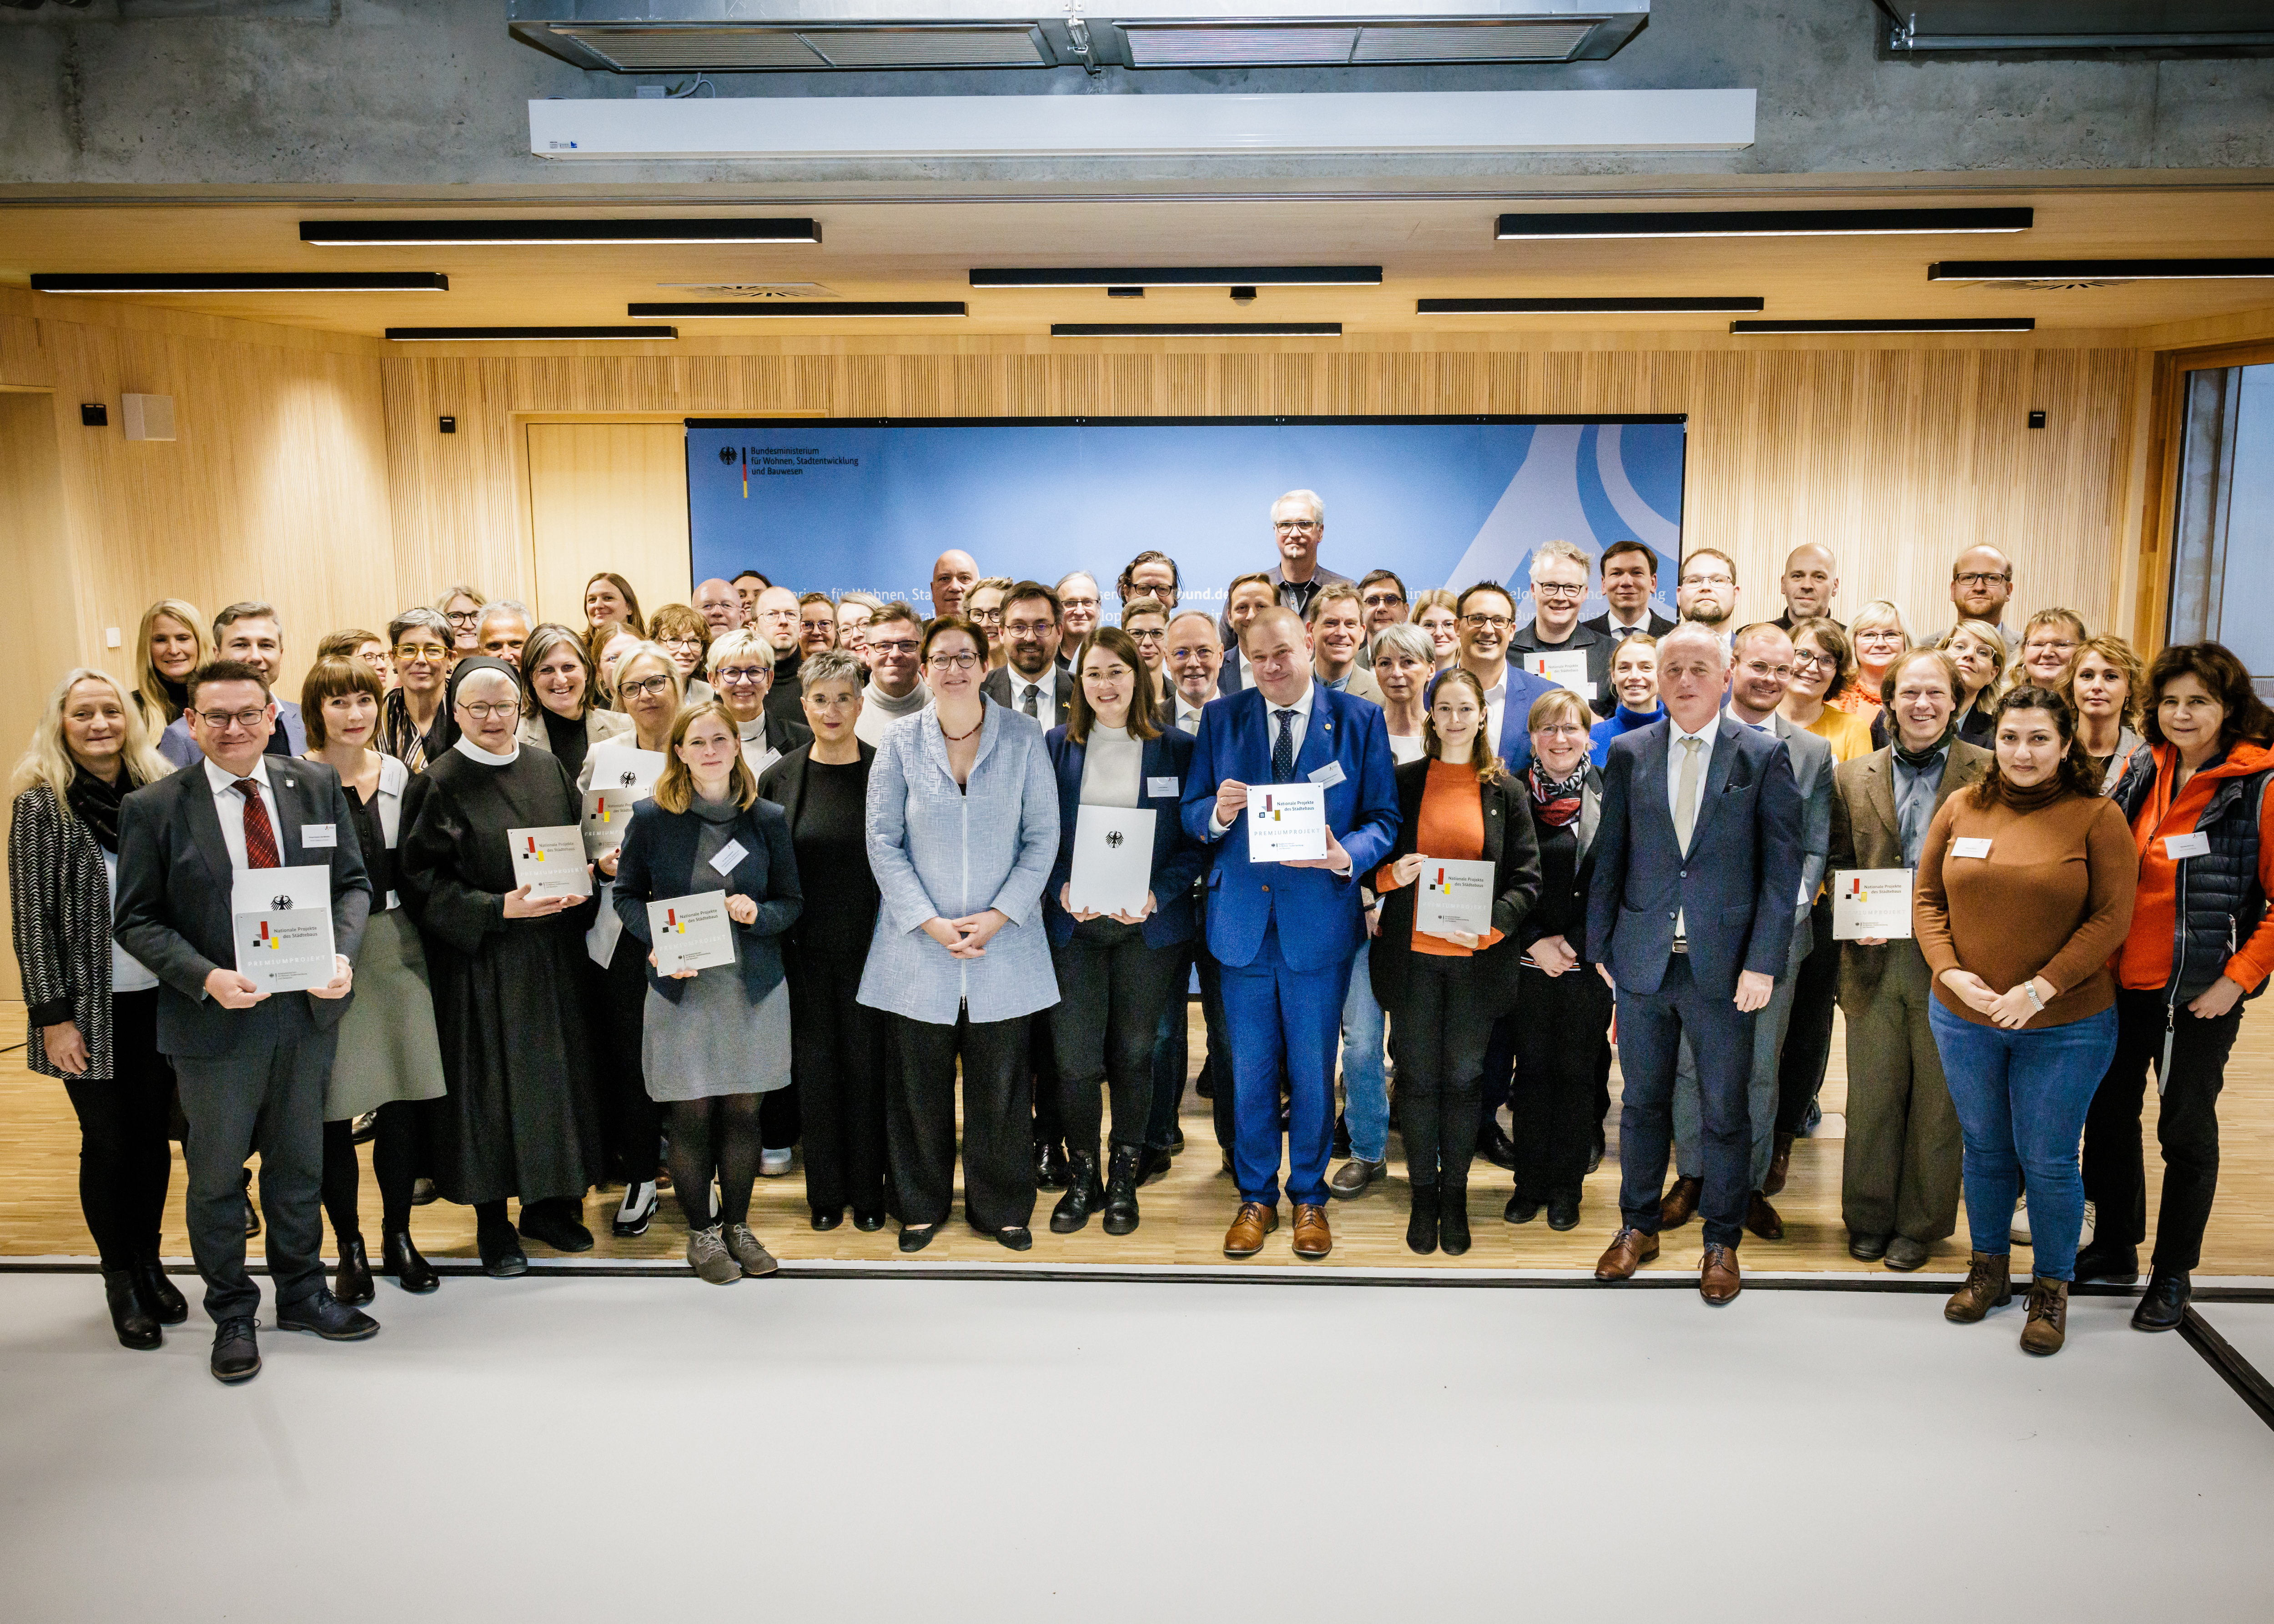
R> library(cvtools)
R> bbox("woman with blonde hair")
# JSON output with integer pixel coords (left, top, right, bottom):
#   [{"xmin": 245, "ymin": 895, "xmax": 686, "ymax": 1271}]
[
  {"xmin": 1940, "ymin": 619, "xmax": 2009, "ymax": 748},
  {"xmin": 434, "ymin": 583, "xmax": 488, "ymax": 657},
  {"xmin": 2015, "ymin": 609, "xmax": 2088, "ymax": 693},
  {"xmin": 1412, "ymin": 588, "xmax": 1462, "ymax": 674},
  {"xmin": 8, "ymin": 668, "xmax": 182, "ymax": 1348},
  {"xmin": 2065, "ymin": 634, "xmax": 2148, "ymax": 791},
  {"xmin": 132, "ymin": 599, "xmax": 207, "ymax": 728},
  {"xmin": 1845, "ymin": 600, "xmax": 1910, "ymax": 729}
]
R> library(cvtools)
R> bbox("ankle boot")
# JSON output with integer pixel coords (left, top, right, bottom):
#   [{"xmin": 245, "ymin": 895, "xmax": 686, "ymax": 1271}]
[
  {"xmin": 333, "ymin": 1233, "xmax": 375, "ymax": 1306},
  {"xmin": 1945, "ymin": 1251, "xmax": 2013, "ymax": 1322},
  {"xmin": 382, "ymin": 1230, "xmax": 440, "ymax": 1294},
  {"xmin": 1101, "ymin": 1145, "xmax": 1143, "ymax": 1236},
  {"xmin": 1406, "ymin": 1183, "xmax": 1440, "ymax": 1255},
  {"xmin": 1439, "ymin": 1181, "xmax": 1472, "ymax": 1256},
  {"xmin": 2020, "ymin": 1277, "xmax": 2069, "ymax": 1356},
  {"xmin": 1049, "ymin": 1148, "xmax": 1104, "ymax": 1233},
  {"xmin": 134, "ymin": 1256, "xmax": 188, "ymax": 1325},
  {"xmin": 102, "ymin": 1267, "xmax": 162, "ymax": 1351}
]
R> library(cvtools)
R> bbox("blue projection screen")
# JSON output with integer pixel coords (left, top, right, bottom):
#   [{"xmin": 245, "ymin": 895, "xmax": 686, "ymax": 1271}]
[{"xmin": 685, "ymin": 416, "xmax": 1686, "ymax": 621}]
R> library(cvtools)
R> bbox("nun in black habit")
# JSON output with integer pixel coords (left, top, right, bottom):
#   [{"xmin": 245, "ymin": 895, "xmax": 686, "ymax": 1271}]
[{"xmin": 398, "ymin": 656, "xmax": 604, "ymax": 1277}]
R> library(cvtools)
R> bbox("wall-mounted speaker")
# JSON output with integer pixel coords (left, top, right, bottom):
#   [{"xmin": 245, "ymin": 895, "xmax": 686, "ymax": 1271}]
[{"xmin": 121, "ymin": 394, "xmax": 176, "ymax": 442}]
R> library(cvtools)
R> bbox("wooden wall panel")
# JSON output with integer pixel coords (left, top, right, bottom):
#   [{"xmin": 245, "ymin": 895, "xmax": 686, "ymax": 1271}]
[{"xmin": 524, "ymin": 423, "xmax": 692, "ymax": 633}]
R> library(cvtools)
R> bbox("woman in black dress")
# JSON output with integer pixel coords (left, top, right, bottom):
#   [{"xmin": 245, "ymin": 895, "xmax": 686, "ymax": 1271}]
[
  {"xmin": 758, "ymin": 650, "xmax": 888, "ymax": 1231},
  {"xmin": 398, "ymin": 657, "xmax": 603, "ymax": 1277}
]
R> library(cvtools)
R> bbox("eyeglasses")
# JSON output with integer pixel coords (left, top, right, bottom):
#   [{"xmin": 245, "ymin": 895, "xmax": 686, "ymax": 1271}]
[
  {"xmin": 1274, "ymin": 519, "xmax": 1320, "ymax": 533},
  {"xmin": 2026, "ymin": 639, "xmax": 2078, "ymax": 656},
  {"xmin": 443, "ymin": 610, "xmax": 483, "ymax": 627},
  {"xmin": 1005, "ymin": 620, "xmax": 1057, "ymax": 638},
  {"xmin": 457, "ymin": 700, "xmax": 521, "ymax": 721},
  {"xmin": 194, "ymin": 707, "xmax": 270, "ymax": 731},
  {"xmin": 1060, "ymin": 598, "xmax": 1100, "ymax": 613},
  {"xmin": 969, "ymin": 608, "xmax": 1005, "ymax": 625},
  {"xmin": 1361, "ymin": 592, "xmax": 1406, "ymax": 609},
  {"xmin": 393, "ymin": 644, "xmax": 448, "ymax": 662},
  {"xmin": 1679, "ymin": 571, "xmax": 1734, "ymax": 588},
  {"xmin": 1085, "ymin": 663, "xmax": 1135, "ymax": 682},
  {"xmin": 1532, "ymin": 583, "xmax": 1587, "ymax": 601},
  {"xmin": 1128, "ymin": 628, "xmax": 1164, "ymax": 644},
  {"xmin": 618, "ymin": 675, "xmax": 675, "ymax": 699},
  {"xmin": 1463, "ymin": 613, "xmax": 1513, "ymax": 631},
  {"xmin": 870, "ymin": 638, "xmax": 921, "ymax": 658},
  {"xmin": 660, "ymin": 636, "xmax": 705, "ymax": 652},
  {"xmin": 1534, "ymin": 723, "xmax": 1590, "ymax": 739},
  {"xmin": 715, "ymin": 665, "xmax": 770, "ymax": 686},
  {"xmin": 1790, "ymin": 649, "xmax": 1834, "ymax": 670},
  {"xmin": 926, "ymin": 652, "xmax": 980, "ymax": 672},
  {"xmin": 1954, "ymin": 571, "xmax": 2012, "ymax": 588}
]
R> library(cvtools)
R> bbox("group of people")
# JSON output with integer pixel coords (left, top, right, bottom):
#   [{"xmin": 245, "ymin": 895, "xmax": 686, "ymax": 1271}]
[{"xmin": 11, "ymin": 489, "xmax": 2267, "ymax": 1383}]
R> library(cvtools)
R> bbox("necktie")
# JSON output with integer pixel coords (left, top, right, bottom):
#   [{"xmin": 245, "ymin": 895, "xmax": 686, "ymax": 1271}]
[
  {"xmin": 1021, "ymin": 683, "xmax": 1040, "ymax": 719},
  {"xmin": 1273, "ymin": 709, "xmax": 1297, "ymax": 783},
  {"xmin": 1672, "ymin": 735, "xmax": 1703, "ymax": 852},
  {"xmin": 236, "ymin": 778, "xmax": 281, "ymax": 869}
]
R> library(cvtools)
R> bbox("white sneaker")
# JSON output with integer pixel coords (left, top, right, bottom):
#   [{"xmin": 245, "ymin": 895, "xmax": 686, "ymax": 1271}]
[
  {"xmin": 2009, "ymin": 1193, "xmax": 2032, "ymax": 1246},
  {"xmin": 2079, "ymin": 1199, "xmax": 2097, "ymax": 1248},
  {"xmin": 613, "ymin": 1180, "xmax": 658, "ymax": 1237},
  {"xmin": 759, "ymin": 1147, "xmax": 794, "ymax": 1177}
]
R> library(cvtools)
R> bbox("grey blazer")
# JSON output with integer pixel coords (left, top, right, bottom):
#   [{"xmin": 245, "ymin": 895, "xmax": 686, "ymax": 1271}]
[
  {"xmin": 516, "ymin": 705, "xmax": 633, "ymax": 755},
  {"xmin": 1768, "ymin": 711, "xmax": 1836, "ymax": 974},
  {"xmin": 855, "ymin": 697, "xmax": 1061, "ymax": 1025}
]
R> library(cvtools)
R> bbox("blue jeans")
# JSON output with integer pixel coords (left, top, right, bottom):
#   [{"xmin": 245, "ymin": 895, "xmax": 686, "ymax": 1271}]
[
  {"xmin": 1340, "ymin": 938, "xmax": 1389, "ymax": 1162},
  {"xmin": 1928, "ymin": 1002, "xmax": 2119, "ymax": 1282}
]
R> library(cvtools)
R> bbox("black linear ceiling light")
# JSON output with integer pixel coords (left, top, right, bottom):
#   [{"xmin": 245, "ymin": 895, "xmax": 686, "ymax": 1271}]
[
  {"xmin": 1497, "ymin": 207, "xmax": 2034, "ymax": 239},
  {"xmin": 1929, "ymin": 258, "xmax": 2274, "ymax": 282},
  {"xmin": 1419, "ymin": 296, "xmax": 1765, "ymax": 314},
  {"xmin": 304, "ymin": 218, "xmax": 820, "ymax": 245},
  {"xmin": 1731, "ymin": 317, "xmax": 2036, "ymax": 334},
  {"xmin": 387, "ymin": 326, "xmax": 676, "ymax": 340},
  {"xmin": 629, "ymin": 301, "xmax": 965, "ymax": 318},
  {"xmin": 32, "ymin": 272, "xmax": 449, "ymax": 293},
  {"xmin": 974, "ymin": 266, "xmax": 1381, "ymax": 287},
  {"xmin": 1051, "ymin": 322, "xmax": 1343, "ymax": 337}
]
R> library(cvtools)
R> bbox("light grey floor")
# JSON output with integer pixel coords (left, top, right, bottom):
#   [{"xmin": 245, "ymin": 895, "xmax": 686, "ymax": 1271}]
[
  {"xmin": 2197, "ymin": 1299, "xmax": 2274, "ymax": 1381},
  {"xmin": 4, "ymin": 1272, "xmax": 2272, "ymax": 1623}
]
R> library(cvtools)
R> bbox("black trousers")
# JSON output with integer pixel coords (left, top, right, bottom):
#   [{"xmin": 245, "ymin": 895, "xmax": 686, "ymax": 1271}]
[
  {"xmin": 887, "ymin": 1009, "xmax": 1036, "ymax": 1230},
  {"xmin": 1510, "ymin": 962, "xmax": 1614, "ymax": 1202},
  {"xmin": 790, "ymin": 966, "xmax": 889, "ymax": 1219},
  {"xmin": 1051, "ymin": 919, "xmax": 1184, "ymax": 1156},
  {"xmin": 2082, "ymin": 986, "xmax": 2244, "ymax": 1274},
  {"xmin": 597, "ymin": 936, "xmax": 662, "ymax": 1186},
  {"xmin": 320, "ymin": 1103, "xmax": 418, "ymax": 1243},
  {"xmin": 1148, "ymin": 940, "xmax": 1233, "ymax": 1155},
  {"xmin": 1390, "ymin": 954, "xmax": 1499, "ymax": 1188},
  {"xmin": 60, "ymin": 989, "xmax": 176, "ymax": 1271},
  {"xmin": 1775, "ymin": 896, "xmax": 1839, "ymax": 1135}
]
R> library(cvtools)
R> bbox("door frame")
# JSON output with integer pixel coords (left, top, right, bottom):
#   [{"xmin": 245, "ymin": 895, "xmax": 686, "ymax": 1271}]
[{"xmin": 2136, "ymin": 339, "xmax": 2274, "ymax": 655}]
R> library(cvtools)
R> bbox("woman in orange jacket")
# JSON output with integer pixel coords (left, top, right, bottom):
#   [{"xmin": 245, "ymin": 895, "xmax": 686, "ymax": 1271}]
[{"xmin": 2080, "ymin": 643, "xmax": 2274, "ymax": 1330}]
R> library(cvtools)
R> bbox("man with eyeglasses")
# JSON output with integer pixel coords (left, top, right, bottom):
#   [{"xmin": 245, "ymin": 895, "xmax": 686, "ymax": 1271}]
[
  {"xmin": 1948, "ymin": 544, "xmax": 2018, "ymax": 653},
  {"xmin": 1510, "ymin": 540, "xmax": 1617, "ymax": 719},
  {"xmin": 1447, "ymin": 582, "xmax": 1556, "ymax": 774},
  {"xmin": 1772, "ymin": 544, "xmax": 1843, "ymax": 633},
  {"xmin": 115, "ymin": 658, "xmax": 375, "ymax": 1382},
  {"xmin": 1584, "ymin": 540, "xmax": 1677, "ymax": 642},
  {"xmin": 694, "ymin": 578, "xmax": 746, "ymax": 637},
  {"xmin": 1352, "ymin": 569, "xmax": 1409, "ymax": 670},
  {"xmin": 852, "ymin": 603, "xmax": 931, "ymax": 747},
  {"xmin": 1263, "ymin": 489, "xmax": 1353, "ymax": 622},
  {"xmin": 797, "ymin": 592, "xmax": 839, "ymax": 659},
  {"xmin": 1054, "ymin": 572, "xmax": 1102, "ymax": 670},
  {"xmin": 1674, "ymin": 549, "xmax": 1742, "ymax": 651},
  {"xmin": 1117, "ymin": 550, "xmax": 1181, "ymax": 613},
  {"xmin": 980, "ymin": 582, "xmax": 1075, "ymax": 729},
  {"xmin": 159, "ymin": 601, "xmax": 307, "ymax": 768},
  {"xmin": 751, "ymin": 585, "xmax": 808, "ymax": 726}
]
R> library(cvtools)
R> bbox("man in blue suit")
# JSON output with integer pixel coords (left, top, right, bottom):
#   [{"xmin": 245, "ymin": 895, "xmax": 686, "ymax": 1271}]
[
  {"xmin": 1183, "ymin": 606, "xmax": 1399, "ymax": 1261},
  {"xmin": 1585, "ymin": 621, "xmax": 1803, "ymax": 1305}
]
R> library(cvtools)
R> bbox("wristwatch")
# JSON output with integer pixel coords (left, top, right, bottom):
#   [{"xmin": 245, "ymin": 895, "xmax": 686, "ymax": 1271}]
[{"xmin": 2022, "ymin": 979, "xmax": 2046, "ymax": 1012}]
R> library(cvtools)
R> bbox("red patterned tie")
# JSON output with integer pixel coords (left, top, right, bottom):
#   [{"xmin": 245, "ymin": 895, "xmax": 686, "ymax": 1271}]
[{"xmin": 236, "ymin": 779, "xmax": 281, "ymax": 869}]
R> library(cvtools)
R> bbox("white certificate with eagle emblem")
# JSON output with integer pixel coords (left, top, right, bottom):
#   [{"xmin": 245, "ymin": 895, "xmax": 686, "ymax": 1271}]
[
  {"xmin": 231, "ymin": 864, "xmax": 337, "ymax": 993},
  {"xmin": 1069, "ymin": 806, "xmax": 1156, "ymax": 918},
  {"xmin": 580, "ymin": 745, "xmax": 668, "ymax": 857}
]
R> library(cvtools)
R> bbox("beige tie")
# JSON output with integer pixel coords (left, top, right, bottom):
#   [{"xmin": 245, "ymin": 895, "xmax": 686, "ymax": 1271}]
[{"xmin": 1673, "ymin": 734, "xmax": 1703, "ymax": 852}]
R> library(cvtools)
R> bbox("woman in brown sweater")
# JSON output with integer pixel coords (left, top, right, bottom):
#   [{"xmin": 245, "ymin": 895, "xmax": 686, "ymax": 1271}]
[{"xmin": 1915, "ymin": 684, "xmax": 2137, "ymax": 1357}]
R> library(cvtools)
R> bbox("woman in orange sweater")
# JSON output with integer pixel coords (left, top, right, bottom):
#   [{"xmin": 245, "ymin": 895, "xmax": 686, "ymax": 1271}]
[
  {"xmin": 1370, "ymin": 669, "xmax": 1540, "ymax": 1257},
  {"xmin": 1915, "ymin": 684, "xmax": 2137, "ymax": 1356},
  {"xmin": 2079, "ymin": 643, "xmax": 2274, "ymax": 1330}
]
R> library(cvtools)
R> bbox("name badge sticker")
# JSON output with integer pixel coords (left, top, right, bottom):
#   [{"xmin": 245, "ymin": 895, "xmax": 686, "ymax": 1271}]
[
  {"xmin": 301, "ymin": 824, "xmax": 337, "ymax": 849},
  {"xmin": 1147, "ymin": 776, "xmax": 1180, "ymax": 799},
  {"xmin": 708, "ymin": 838, "xmax": 750, "ymax": 876},
  {"xmin": 1308, "ymin": 760, "xmax": 1347, "ymax": 789},
  {"xmin": 1952, "ymin": 836, "xmax": 1993, "ymax": 860},
  {"xmin": 2163, "ymin": 831, "xmax": 2212, "ymax": 861}
]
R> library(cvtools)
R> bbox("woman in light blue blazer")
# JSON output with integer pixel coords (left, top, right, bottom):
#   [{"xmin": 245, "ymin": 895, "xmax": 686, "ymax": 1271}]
[{"xmin": 858, "ymin": 615, "xmax": 1060, "ymax": 1254}]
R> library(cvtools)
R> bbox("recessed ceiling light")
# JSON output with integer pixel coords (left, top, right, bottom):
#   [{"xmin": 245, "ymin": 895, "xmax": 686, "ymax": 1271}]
[
  {"xmin": 387, "ymin": 326, "xmax": 675, "ymax": 341},
  {"xmin": 1929, "ymin": 258, "xmax": 2274, "ymax": 282},
  {"xmin": 31, "ymin": 272, "xmax": 449, "ymax": 293},
  {"xmin": 1051, "ymin": 322, "xmax": 1343, "ymax": 337},
  {"xmin": 974, "ymin": 266, "xmax": 1381, "ymax": 287},
  {"xmin": 629, "ymin": 301, "xmax": 965, "ymax": 318},
  {"xmin": 1419, "ymin": 296, "xmax": 1765, "ymax": 314},
  {"xmin": 1498, "ymin": 207, "xmax": 2033, "ymax": 239},
  {"xmin": 303, "ymin": 218, "xmax": 819, "ymax": 245},
  {"xmin": 1731, "ymin": 317, "xmax": 2036, "ymax": 333}
]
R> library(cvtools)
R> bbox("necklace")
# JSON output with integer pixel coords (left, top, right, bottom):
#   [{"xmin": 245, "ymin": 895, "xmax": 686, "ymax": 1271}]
[{"xmin": 938, "ymin": 710, "xmax": 984, "ymax": 744}]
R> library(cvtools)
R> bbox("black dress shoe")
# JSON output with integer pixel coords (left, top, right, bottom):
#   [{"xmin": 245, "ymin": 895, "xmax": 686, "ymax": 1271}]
[
  {"xmin": 517, "ymin": 1199, "xmax": 595, "ymax": 1254},
  {"xmin": 1034, "ymin": 1138, "xmax": 1068, "ymax": 1192},
  {"xmin": 381, "ymin": 1230, "xmax": 439, "ymax": 1294},
  {"xmin": 811, "ymin": 1207, "xmax": 845, "ymax": 1232},
  {"xmin": 1478, "ymin": 1122, "xmax": 1519, "ymax": 1172},
  {"xmin": 1169, "ymin": 1125, "xmax": 1185, "ymax": 1154},
  {"xmin": 1137, "ymin": 1146, "xmax": 1173, "ymax": 1186},
  {"xmin": 242, "ymin": 1195, "xmax": 261, "ymax": 1239},
  {"xmin": 1587, "ymin": 1127, "xmax": 1605, "ymax": 1177},
  {"xmin": 477, "ymin": 1223, "xmax": 529, "ymax": 1279},
  {"xmin": 2131, "ymin": 1270, "xmax": 2190, "ymax": 1332},
  {"xmin": 101, "ymin": 1268, "xmax": 162, "ymax": 1351},
  {"xmin": 2073, "ymin": 1238, "xmax": 2140, "ymax": 1285},
  {"xmin": 277, "ymin": 1287, "xmax": 380, "ymax": 1341},
  {"xmin": 135, "ymin": 1259, "xmax": 189, "ymax": 1325},
  {"xmin": 898, "ymin": 1223, "xmax": 938, "ymax": 1253},
  {"xmin": 334, "ymin": 1233, "xmax": 376, "ymax": 1306},
  {"xmin": 1847, "ymin": 1231, "xmax": 1890, "ymax": 1262},
  {"xmin": 852, "ymin": 1210, "xmax": 886, "ymax": 1232},
  {"xmin": 1546, "ymin": 1193, "xmax": 1582, "ymax": 1232},
  {"xmin": 1503, "ymin": 1192, "xmax": 1541, "ymax": 1225},
  {"xmin": 995, "ymin": 1225, "xmax": 1034, "ymax": 1252},
  {"xmin": 211, "ymin": 1317, "xmax": 261, "ymax": 1384}
]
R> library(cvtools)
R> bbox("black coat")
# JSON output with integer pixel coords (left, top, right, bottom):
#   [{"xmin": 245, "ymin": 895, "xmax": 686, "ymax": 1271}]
[{"xmin": 1369, "ymin": 759, "xmax": 1541, "ymax": 1015}]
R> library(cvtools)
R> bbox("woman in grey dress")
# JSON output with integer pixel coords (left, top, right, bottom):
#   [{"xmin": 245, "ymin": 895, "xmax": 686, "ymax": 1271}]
[{"xmin": 613, "ymin": 700, "xmax": 803, "ymax": 1283}]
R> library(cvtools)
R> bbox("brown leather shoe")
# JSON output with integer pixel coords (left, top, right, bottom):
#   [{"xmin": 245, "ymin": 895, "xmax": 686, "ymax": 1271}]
[
  {"xmin": 1658, "ymin": 1175, "xmax": 1702, "ymax": 1229},
  {"xmin": 1746, "ymin": 1191, "xmax": 1785, "ymax": 1241},
  {"xmin": 1700, "ymin": 1242, "xmax": 1741, "ymax": 1305},
  {"xmin": 2019, "ymin": 1276, "xmax": 2068, "ymax": 1356},
  {"xmin": 1223, "ymin": 1202, "xmax": 1279, "ymax": 1258},
  {"xmin": 1762, "ymin": 1131, "xmax": 1795, "ymax": 1197},
  {"xmin": 1944, "ymin": 1251, "xmax": 2012, "ymax": 1323},
  {"xmin": 1594, "ymin": 1226, "xmax": 1660, "ymax": 1281},
  {"xmin": 1290, "ymin": 1203, "xmax": 1332, "ymax": 1259}
]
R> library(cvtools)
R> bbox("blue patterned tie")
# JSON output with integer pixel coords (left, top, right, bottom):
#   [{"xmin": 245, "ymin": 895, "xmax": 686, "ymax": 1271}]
[{"xmin": 1273, "ymin": 709, "xmax": 1297, "ymax": 783}]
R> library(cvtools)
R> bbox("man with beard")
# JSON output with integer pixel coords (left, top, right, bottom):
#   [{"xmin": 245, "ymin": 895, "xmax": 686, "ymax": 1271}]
[
  {"xmin": 1675, "ymin": 549, "xmax": 1741, "ymax": 653},
  {"xmin": 981, "ymin": 582, "xmax": 1074, "ymax": 728}
]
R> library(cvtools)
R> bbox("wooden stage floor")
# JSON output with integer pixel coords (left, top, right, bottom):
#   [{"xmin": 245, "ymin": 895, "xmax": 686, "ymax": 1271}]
[{"xmin": 4, "ymin": 1000, "xmax": 2271, "ymax": 1278}]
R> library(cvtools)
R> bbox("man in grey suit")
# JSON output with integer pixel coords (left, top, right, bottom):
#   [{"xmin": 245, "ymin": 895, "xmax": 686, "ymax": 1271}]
[
  {"xmin": 1586, "ymin": 622, "xmax": 1804, "ymax": 1304},
  {"xmin": 115, "ymin": 659, "xmax": 374, "ymax": 1383},
  {"xmin": 157, "ymin": 601, "xmax": 307, "ymax": 767},
  {"xmin": 1663, "ymin": 623, "xmax": 1833, "ymax": 1242}
]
